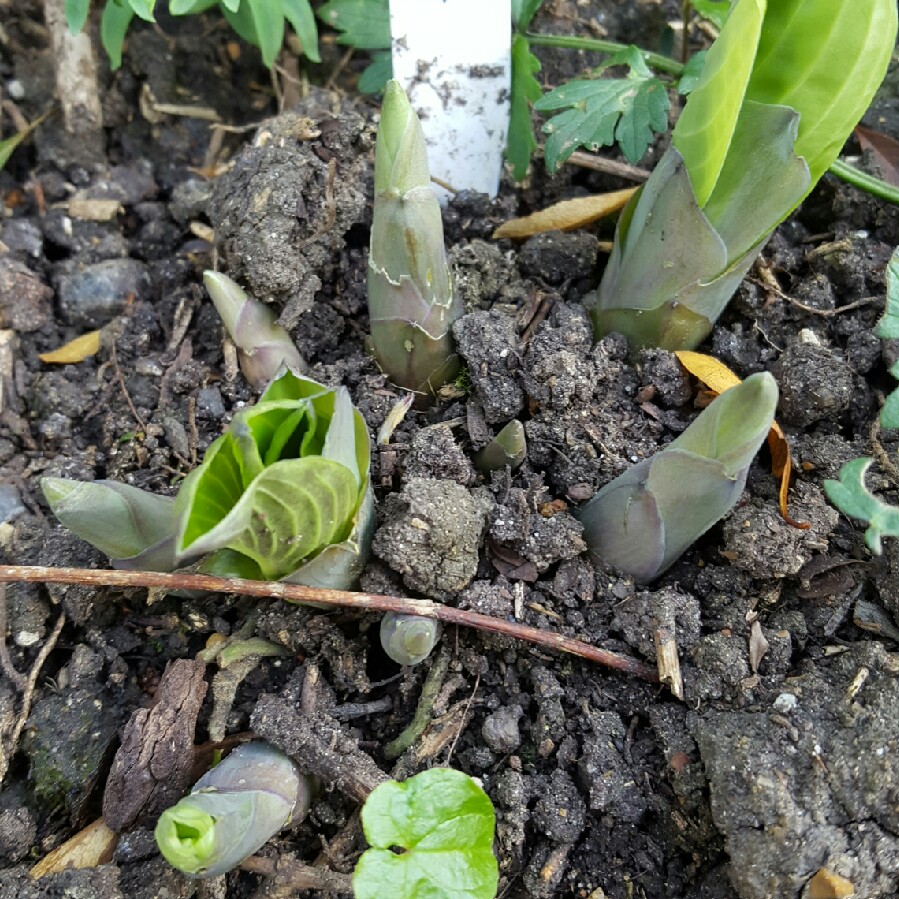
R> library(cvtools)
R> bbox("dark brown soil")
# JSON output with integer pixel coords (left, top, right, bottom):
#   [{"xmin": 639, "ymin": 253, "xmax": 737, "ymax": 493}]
[{"xmin": 2, "ymin": 2, "xmax": 899, "ymax": 898}]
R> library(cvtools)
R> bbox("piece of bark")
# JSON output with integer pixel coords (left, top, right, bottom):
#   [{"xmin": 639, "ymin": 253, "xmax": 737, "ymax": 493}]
[
  {"xmin": 250, "ymin": 670, "xmax": 388, "ymax": 804},
  {"xmin": 102, "ymin": 659, "xmax": 207, "ymax": 832}
]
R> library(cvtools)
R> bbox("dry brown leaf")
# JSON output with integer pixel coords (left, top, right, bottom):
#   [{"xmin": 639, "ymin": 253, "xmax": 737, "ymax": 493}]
[
  {"xmin": 855, "ymin": 124, "xmax": 899, "ymax": 186},
  {"xmin": 38, "ymin": 331, "xmax": 101, "ymax": 364},
  {"xmin": 492, "ymin": 188, "xmax": 637, "ymax": 239},
  {"xmin": 807, "ymin": 868, "xmax": 855, "ymax": 899},
  {"xmin": 30, "ymin": 818, "xmax": 118, "ymax": 879},
  {"xmin": 674, "ymin": 351, "xmax": 809, "ymax": 529}
]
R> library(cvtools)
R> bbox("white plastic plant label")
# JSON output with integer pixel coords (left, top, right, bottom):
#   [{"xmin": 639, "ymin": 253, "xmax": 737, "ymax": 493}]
[{"xmin": 390, "ymin": 0, "xmax": 512, "ymax": 202}]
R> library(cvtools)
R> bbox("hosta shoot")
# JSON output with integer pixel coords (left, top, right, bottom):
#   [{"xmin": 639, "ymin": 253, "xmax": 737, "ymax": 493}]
[
  {"xmin": 204, "ymin": 271, "xmax": 306, "ymax": 390},
  {"xmin": 590, "ymin": 0, "xmax": 897, "ymax": 350},
  {"xmin": 42, "ymin": 370, "xmax": 374, "ymax": 591},
  {"xmin": 155, "ymin": 741, "xmax": 313, "ymax": 878},
  {"xmin": 368, "ymin": 80, "xmax": 462, "ymax": 402},
  {"xmin": 380, "ymin": 612, "xmax": 441, "ymax": 666},
  {"xmin": 577, "ymin": 372, "xmax": 777, "ymax": 582}
]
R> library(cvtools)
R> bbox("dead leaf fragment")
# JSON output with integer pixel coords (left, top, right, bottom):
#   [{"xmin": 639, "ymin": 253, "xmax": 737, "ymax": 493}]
[
  {"xmin": 38, "ymin": 330, "xmax": 101, "ymax": 364},
  {"xmin": 68, "ymin": 197, "xmax": 122, "ymax": 222},
  {"xmin": 493, "ymin": 188, "xmax": 637, "ymax": 239},
  {"xmin": 30, "ymin": 818, "xmax": 118, "ymax": 879},
  {"xmin": 808, "ymin": 867, "xmax": 855, "ymax": 899},
  {"xmin": 674, "ymin": 350, "xmax": 809, "ymax": 528},
  {"xmin": 855, "ymin": 124, "xmax": 899, "ymax": 186}
]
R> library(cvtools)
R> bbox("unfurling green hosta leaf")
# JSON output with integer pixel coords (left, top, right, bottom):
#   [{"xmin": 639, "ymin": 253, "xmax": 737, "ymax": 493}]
[
  {"xmin": 506, "ymin": 34, "xmax": 542, "ymax": 181},
  {"xmin": 380, "ymin": 612, "xmax": 442, "ymax": 666},
  {"xmin": 592, "ymin": 0, "xmax": 897, "ymax": 350},
  {"xmin": 534, "ymin": 46, "xmax": 670, "ymax": 171},
  {"xmin": 577, "ymin": 372, "xmax": 777, "ymax": 582},
  {"xmin": 204, "ymin": 271, "xmax": 306, "ymax": 389},
  {"xmin": 475, "ymin": 420, "xmax": 527, "ymax": 473},
  {"xmin": 875, "ymin": 248, "xmax": 899, "ymax": 429},
  {"xmin": 354, "ymin": 768, "xmax": 499, "ymax": 899},
  {"xmin": 824, "ymin": 459, "xmax": 899, "ymax": 555},
  {"xmin": 65, "ymin": 0, "xmax": 90, "ymax": 33},
  {"xmin": 368, "ymin": 81, "xmax": 462, "ymax": 401},
  {"xmin": 176, "ymin": 369, "xmax": 373, "ymax": 586},
  {"xmin": 40, "ymin": 478, "xmax": 177, "ymax": 571},
  {"xmin": 156, "ymin": 742, "xmax": 313, "ymax": 878}
]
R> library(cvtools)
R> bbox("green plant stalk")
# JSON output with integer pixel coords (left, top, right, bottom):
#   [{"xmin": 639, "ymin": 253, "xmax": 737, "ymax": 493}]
[
  {"xmin": 155, "ymin": 741, "xmax": 313, "ymax": 878},
  {"xmin": 589, "ymin": 0, "xmax": 897, "ymax": 350},
  {"xmin": 526, "ymin": 32, "xmax": 685, "ymax": 76},
  {"xmin": 368, "ymin": 80, "xmax": 462, "ymax": 401},
  {"xmin": 828, "ymin": 159, "xmax": 899, "ymax": 207},
  {"xmin": 576, "ymin": 372, "xmax": 778, "ymax": 582}
]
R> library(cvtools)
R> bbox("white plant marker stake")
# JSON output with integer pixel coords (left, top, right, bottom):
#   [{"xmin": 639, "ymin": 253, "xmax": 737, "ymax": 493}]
[{"xmin": 390, "ymin": 0, "xmax": 512, "ymax": 203}]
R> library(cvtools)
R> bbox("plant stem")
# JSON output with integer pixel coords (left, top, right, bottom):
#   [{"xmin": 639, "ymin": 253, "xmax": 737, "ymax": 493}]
[
  {"xmin": 525, "ymin": 32, "xmax": 685, "ymax": 76},
  {"xmin": 829, "ymin": 158, "xmax": 899, "ymax": 206},
  {"xmin": 0, "ymin": 565, "xmax": 658, "ymax": 683}
]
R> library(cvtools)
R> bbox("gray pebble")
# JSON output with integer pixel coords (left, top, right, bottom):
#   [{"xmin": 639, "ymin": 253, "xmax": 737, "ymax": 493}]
[{"xmin": 58, "ymin": 259, "xmax": 151, "ymax": 327}]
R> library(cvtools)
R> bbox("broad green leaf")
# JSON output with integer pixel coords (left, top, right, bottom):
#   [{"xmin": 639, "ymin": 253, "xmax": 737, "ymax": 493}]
[
  {"xmin": 747, "ymin": 0, "xmax": 897, "ymax": 187},
  {"xmin": 512, "ymin": 0, "xmax": 542, "ymax": 31},
  {"xmin": 354, "ymin": 769, "xmax": 498, "ymax": 899},
  {"xmin": 126, "ymin": 0, "xmax": 155, "ymax": 22},
  {"xmin": 824, "ymin": 458, "xmax": 899, "ymax": 555},
  {"xmin": 881, "ymin": 361, "xmax": 899, "ymax": 430},
  {"xmin": 222, "ymin": 1, "xmax": 259, "ymax": 48},
  {"xmin": 358, "ymin": 51, "xmax": 392, "ymax": 94},
  {"xmin": 317, "ymin": 0, "xmax": 390, "ymax": 49},
  {"xmin": 245, "ymin": 0, "xmax": 285, "ymax": 67},
  {"xmin": 672, "ymin": 0, "xmax": 765, "ymax": 206},
  {"xmin": 221, "ymin": 0, "xmax": 241, "ymax": 12},
  {"xmin": 281, "ymin": 0, "xmax": 321, "ymax": 62},
  {"xmin": 506, "ymin": 34, "xmax": 542, "ymax": 180},
  {"xmin": 65, "ymin": 0, "xmax": 91, "ymax": 33},
  {"xmin": 691, "ymin": 0, "xmax": 730, "ymax": 29},
  {"xmin": 100, "ymin": 0, "xmax": 134, "ymax": 69}
]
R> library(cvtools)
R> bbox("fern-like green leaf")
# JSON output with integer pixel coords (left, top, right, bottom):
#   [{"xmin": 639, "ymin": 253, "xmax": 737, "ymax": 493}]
[
  {"xmin": 825, "ymin": 458, "xmax": 899, "ymax": 555},
  {"xmin": 507, "ymin": 34, "xmax": 542, "ymax": 180}
]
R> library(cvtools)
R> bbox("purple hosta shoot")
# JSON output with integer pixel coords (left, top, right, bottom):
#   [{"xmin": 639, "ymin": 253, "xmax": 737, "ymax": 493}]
[
  {"xmin": 175, "ymin": 368, "xmax": 374, "ymax": 589},
  {"xmin": 591, "ymin": 0, "xmax": 897, "ymax": 350},
  {"xmin": 577, "ymin": 372, "xmax": 777, "ymax": 582},
  {"xmin": 368, "ymin": 80, "xmax": 462, "ymax": 402},
  {"xmin": 204, "ymin": 271, "xmax": 306, "ymax": 390},
  {"xmin": 40, "ymin": 478, "xmax": 177, "ymax": 571},
  {"xmin": 155, "ymin": 741, "xmax": 313, "ymax": 878},
  {"xmin": 475, "ymin": 420, "xmax": 527, "ymax": 473},
  {"xmin": 380, "ymin": 612, "xmax": 442, "ymax": 666}
]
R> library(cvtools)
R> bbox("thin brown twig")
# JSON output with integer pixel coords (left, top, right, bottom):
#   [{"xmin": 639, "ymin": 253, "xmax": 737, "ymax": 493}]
[
  {"xmin": 870, "ymin": 417, "xmax": 899, "ymax": 490},
  {"xmin": 565, "ymin": 150, "xmax": 650, "ymax": 182},
  {"xmin": 445, "ymin": 669, "xmax": 480, "ymax": 765},
  {"xmin": 0, "ymin": 566, "xmax": 659, "ymax": 683},
  {"xmin": 751, "ymin": 273, "xmax": 879, "ymax": 317},
  {"xmin": 110, "ymin": 339, "xmax": 147, "ymax": 432}
]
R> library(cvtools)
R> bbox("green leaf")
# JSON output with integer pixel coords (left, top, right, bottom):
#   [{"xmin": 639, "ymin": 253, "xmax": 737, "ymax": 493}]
[
  {"xmin": 671, "ymin": 0, "xmax": 765, "ymax": 206},
  {"xmin": 317, "ymin": 0, "xmax": 390, "ymax": 49},
  {"xmin": 100, "ymin": 0, "xmax": 135, "ymax": 69},
  {"xmin": 691, "ymin": 0, "xmax": 731, "ymax": 29},
  {"xmin": 511, "ymin": 0, "xmax": 542, "ymax": 31},
  {"xmin": 881, "ymin": 361, "xmax": 899, "ymax": 430},
  {"xmin": 536, "ymin": 60, "xmax": 669, "ymax": 170},
  {"xmin": 245, "ymin": 0, "xmax": 285, "ymax": 67},
  {"xmin": 221, "ymin": 0, "xmax": 241, "ymax": 11},
  {"xmin": 506, "ymin": 34, "xmax": 542, "ymax": 181},
  {"xmin": 825, "ymin": 458, "xmax": 899, "ymax": 555},
  {"xmin": 65, "ymin": 0, "xmax": 91, "ymax": 33},
  {"xmin": 126, "ymin": 0, "xmax": 155, "ymax": 22},
  {"xmin": 169, "ymin": 0, "xmax": 217, "ymax": 12},
  {"xmin": 354, "ymin": 769, "xmax": 498, "ymax": 899},
  {"xmin": 677, "ymin": 49, "xmax": 707, "ymax": 95},
  {"xmin": 358, "ymin": 50, "xmax": 392, "ymax": 94},
  {"xmin": 0, "ymin": 110, "xmax": 50, "ymax": 170},
  {"xmin": 281, "ymin": 0, "xmax": 320, "ymax": 62},
  {"xmin": 876, "ymin": 248, "xmax": 899, "ymax": 429}
]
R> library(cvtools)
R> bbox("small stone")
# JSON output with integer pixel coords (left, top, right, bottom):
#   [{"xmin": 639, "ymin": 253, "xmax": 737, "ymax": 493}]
[
  {"xmin": 0, "ymin": 484, "xmax": 25, "ymax": 524},
  {"xmin": 196, "ymin": 386, "xmax": 226, "ymax": 420},
  {"xmin": 0, "ymin": 807, "xmax": 36, "ymax": 862},
  {"xmin": 771, "ymin": 342, "xmax": 855, "ymax": 428},
  {"xmin": 482, "ymin": 706, "xmax": 521, "ymax": 753},
  {"xmin": 0, "ymin": 257, "xmax": 52, "ymax": 331},
  {"xmin": 531, "ymin": 770, "xmax": 586, "ymax": 843},
  {"xmin": 57, "ymin": 259, "xmax": 151, "ymax": 327}
]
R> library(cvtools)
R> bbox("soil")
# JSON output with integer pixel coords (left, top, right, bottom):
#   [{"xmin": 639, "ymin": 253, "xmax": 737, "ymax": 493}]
[{"xmin": 2, "ymin": 2, "xmax": 899, "ymax": 898}]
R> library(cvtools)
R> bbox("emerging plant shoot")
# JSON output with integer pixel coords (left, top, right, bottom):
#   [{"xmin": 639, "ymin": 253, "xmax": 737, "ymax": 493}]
[
  {"xmin": 204, "ymin": 271, "xmax": 306, "ymax": 389},
  {"xmin": 368, "ymin": 80, "xmax": 462, "ymax": 401},
  {"xmin": 591, "ymin": 0, "xmax": 897, "ymax": 350},
  {"xmin": 380, "ymin": 612, "xmax": 442, "ymax": 666},
  {"xmin": 577, "ymin": 372, "xmax": 777, "ymax": 582},
  {"xmin": 155, "ymin": 741, "xmax": 313, "ymax": 878}
]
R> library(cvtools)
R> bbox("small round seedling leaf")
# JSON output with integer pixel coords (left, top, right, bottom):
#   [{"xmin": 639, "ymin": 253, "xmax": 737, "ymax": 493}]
[{"xmin": 354, "ymin": 768, "xmax": 498, "ymax": 899}]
